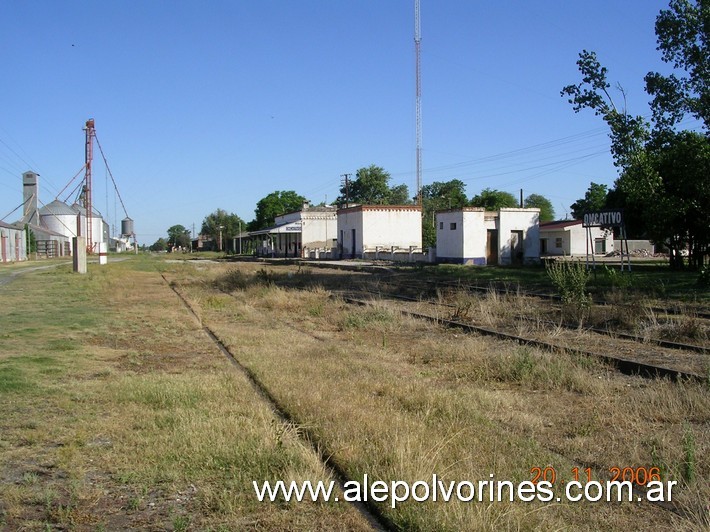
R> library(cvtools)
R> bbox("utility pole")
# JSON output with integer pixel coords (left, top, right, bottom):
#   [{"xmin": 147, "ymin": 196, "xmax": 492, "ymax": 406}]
[{"xmin": 341, "ymin": 174, "xmax": 352, "ymax": 207}]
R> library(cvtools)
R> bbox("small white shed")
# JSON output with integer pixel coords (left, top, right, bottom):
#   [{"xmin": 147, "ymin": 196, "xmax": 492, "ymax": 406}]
[
  {"xmin": 337, "ymin": 205, "xmax": 422, "ymax": 259},
  {"xmin": 436, "ymin": 207, "xmax": 540, "ymax": 265}
]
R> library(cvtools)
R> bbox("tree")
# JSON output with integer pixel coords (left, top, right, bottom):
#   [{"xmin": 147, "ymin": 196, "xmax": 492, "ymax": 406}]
[
  {"xmin": 167, "ymin": 224, "xmax": 191, "ymax": 249},
  {"xmin": 569, "ymin": 183, "xmax": 608, "ymax": 219},
  {"xmin": 149, "ymin": 237, "xmax": 168, "ymax": 252},
  {"xmin": 645, "ymin": 130, "xmax": 710, "ymax": 269},
  {"xmin": 561, "ymin": 50, "xmax": 650, "ymax": 170},
  {"xmin": 469, "ymin": 188, "xmax": 519, "ymax": 210},
  {"xmin": 249, "ymin": 192, "xmax": 305, "ymax": 231},
  {"xmin": 562, "ymin": 6, "xmax": 710, "ymax": 268},
  {"xmin": 419, "ymin": 179, "xmax": 468, "ymax": 248},
  {"xmin": 389, "ymin": 183, "xmax": 412, "ymax": 205},
  {"xmin": 645, "ymin": 0, "xmax": 710, "ymax": 131},
  {"xmin": 336, "ymin": 165, "xmax": 410, "ymax": 206},
  {"xmin": 523, "ymin": 193, "xmax": 555, "ymax": 222},
  {"xmin": 202, "ymin": 209, "xmax": 246, "ymax": 251},
  {"xmin": 25, "ymin": 224, "xmax": 36, "ymax": 253}
]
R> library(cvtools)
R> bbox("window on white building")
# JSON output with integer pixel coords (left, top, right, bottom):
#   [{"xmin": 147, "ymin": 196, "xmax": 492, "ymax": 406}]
[
  {"xmin": 555, "ymin": 237, "xmax": 563, "ymax": 248},
  {"xmin": 450, "ymin": 223, "xmax": 457, "ymax": 230},
  {"xmin": 439, "ymin": 222, "xmax": 443, "ymax": 230}
]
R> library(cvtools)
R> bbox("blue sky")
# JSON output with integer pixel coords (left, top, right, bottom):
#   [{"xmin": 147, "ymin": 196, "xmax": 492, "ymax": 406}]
[{"xmin": 0, "ymin": 1, "xmax": 702, "ymax": 243}]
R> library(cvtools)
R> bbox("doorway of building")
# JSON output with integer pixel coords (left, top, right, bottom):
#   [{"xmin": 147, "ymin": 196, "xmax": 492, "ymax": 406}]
[
  {"xmin": 486, "ymin": 230, "xmax": 498, "ymax": 265},
  {"xmin": 351, "ymin": 228, "xmax": 356, "ymax": 258},
  {"xmin": 511, "ymin": 230, "xmax": 523, "ymax": 265}
]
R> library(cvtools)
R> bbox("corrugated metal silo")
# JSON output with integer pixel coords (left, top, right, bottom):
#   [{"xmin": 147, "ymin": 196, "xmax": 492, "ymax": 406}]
[{"xmin": 39, "ymin": 200, "xmax": 80, "ymax": 238}]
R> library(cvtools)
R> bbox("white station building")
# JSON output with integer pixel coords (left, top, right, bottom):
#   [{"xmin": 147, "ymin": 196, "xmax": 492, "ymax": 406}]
[
  {"xmin": 436, "ymin": 207, "xmax": 541, "ymax": 265},
  {"xmin": 336, "ymin": 205, "xmax": 422, "ymax": 259},
  {"xmin": 251, "ymin": 203, "xmax": 337, "ymax": 258}
]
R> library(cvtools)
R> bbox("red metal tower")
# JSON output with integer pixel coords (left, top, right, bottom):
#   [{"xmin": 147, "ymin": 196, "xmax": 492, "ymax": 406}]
[{"xmin": 83, "ymin": 118, "xmax": 95, "ymax": 252}]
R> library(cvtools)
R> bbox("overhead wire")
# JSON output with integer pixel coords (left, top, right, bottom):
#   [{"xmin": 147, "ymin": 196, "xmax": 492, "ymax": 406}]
[
  {"xmin": 54, "ymin": 164, "xmax": 86, "ymax": 201},
  {"xmin": 0, "ymin": 194, "xmax": 33, "ymax": 222},
  {"xmin": 94, "ymin": 133, "xmax": 130, "ymax": 219}
]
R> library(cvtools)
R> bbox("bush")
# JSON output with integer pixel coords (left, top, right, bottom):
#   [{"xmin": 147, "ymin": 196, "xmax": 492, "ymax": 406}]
[{"xmin": 546, "ymin": 259, "xmax": 592, "ymax": 311}]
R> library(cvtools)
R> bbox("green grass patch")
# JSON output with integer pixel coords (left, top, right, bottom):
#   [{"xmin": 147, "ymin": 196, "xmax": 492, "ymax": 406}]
[{"xmin": 0, "ymin": 364, "xmax": 30, "ymax": 393}]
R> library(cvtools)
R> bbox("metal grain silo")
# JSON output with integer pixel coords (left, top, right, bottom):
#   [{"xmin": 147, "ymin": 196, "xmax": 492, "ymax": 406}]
[{"xmin": 39, "ymin": 200, "xmax": 80, "ymax": 238}]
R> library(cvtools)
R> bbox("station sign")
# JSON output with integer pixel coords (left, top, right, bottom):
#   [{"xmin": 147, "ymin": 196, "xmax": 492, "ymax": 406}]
[{"xmin": 582, "ymin": 209, "xmax": 624, "ymax": 228}]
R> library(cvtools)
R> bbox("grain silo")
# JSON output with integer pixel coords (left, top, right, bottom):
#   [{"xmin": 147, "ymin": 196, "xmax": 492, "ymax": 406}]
[
  {"xmin": 39, "ymin": 200, "xmax": 80, "ymax": 238},
  {"xmin": 71, "ymin": 203, "xmax": 105, "ymax": 250}
]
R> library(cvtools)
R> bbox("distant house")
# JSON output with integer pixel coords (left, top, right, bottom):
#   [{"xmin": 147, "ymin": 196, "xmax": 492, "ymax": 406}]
[
  {"xmin": 539, "ymin": 220, "xmax": 614, "ymax": 256},
  {"xmin": 337, "ymin": 205, "xmax": 422, "ymax": 259},
  {"xmin": 436, "ymin": 207, "xmax": 540, "ymax": 265},
  {"xmin": 0, "ymin": 221, "xmax": 27, "ymax": 263}
]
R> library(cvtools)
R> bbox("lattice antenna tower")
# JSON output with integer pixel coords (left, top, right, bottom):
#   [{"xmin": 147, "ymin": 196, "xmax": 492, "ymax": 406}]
[{"xmin": 414, "ymin": 0, "xmax": 422, "ymax": 207}]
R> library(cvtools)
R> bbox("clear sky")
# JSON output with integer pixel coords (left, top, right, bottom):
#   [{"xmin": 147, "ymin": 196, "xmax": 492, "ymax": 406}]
[{"xmin": 0, "ymin": 1, "xmax": 702, "ymax": 243}]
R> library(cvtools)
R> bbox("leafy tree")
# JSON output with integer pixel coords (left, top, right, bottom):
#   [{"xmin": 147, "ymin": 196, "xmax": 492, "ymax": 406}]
[
  {"xmin": 562, "ymin": 50, "xmax": 650, "ymax": 170},
  {"xmin": 25, "ymin": 224, "xmax": 36, "ymax": 253},
  {"xmin": 469, "ymin": 188, "xmax": 519, "ymax": 210},
  {"xmin": 646, "ymin": 130, "xmax": 710, "ymax": 269},
  {"xmin": 421, "ymin": 179, "xmax": 468, "ymax": 210},
  {"xmin": 336, "ymin": 165, "xmax": 410, "ymax": 206},
  {"xmin": 419, "ymin": 179, "xmax": 468, "ymax": 248},
  {"xmin": 202, "ymin": 209, "xmax": 246, "ymax": 251},
  {"xmin": 523, "ymin": 193, "xmax": 555, "ymax": 222},
  {"xmin": 604, "ymin": 186, "xmax": 646, "ymax": 239},
  {"xmin": 149, "ymin": 237, "xmax": 168, "ymax": 252},
  {"xmin": 167, "ymin": 224, "xmax": 191, "ymax": 249},
  {"xmin": 248, "ymin": 192, "xmax": 304, "ymax": 231},
  {"xmin": 389, "ymin": 183, "xmax": 412, "ymax": 205},
  {"xmin": 645, "ymin": 0, "xmax": 710, "ymax": 131},
  {"xmin": 562, "ymin": 5, "xmax": 710, "ymax": 268},
  {"xmin": 569, "ymin": 183, "xmax": 609, "ymax": 219}
]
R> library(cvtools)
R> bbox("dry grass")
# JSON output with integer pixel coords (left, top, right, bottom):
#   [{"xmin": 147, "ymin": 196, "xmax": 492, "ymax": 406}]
[
  {"xmin": 0, "ymin": 257, "xmax": 369, "ymax": 530},
  {"xmin": 173, "ymin": 261, "xmax": 709, "ymax": 530}
]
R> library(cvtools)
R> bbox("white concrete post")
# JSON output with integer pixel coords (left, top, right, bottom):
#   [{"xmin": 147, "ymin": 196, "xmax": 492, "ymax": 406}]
[
  {"xmin": 98, "ymin": 242, "xmax": 108, "ymax": 265},
  {"xmin": 73, "ymin": 237, "xmax": 87, "ymax": 274}
]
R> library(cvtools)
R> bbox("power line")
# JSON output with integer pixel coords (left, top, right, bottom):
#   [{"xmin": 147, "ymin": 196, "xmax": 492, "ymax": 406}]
[{"xmin": 94, "ymin": 133, "xmax": 129, "ymax": 219}]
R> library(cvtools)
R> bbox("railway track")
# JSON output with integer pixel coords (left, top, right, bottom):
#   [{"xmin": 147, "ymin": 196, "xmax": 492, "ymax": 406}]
[
  {"xmin": 338, "ymin": 293, "xmax": 706, "ymax": 382},
  {"xmin": 161, "ymin": 264, "xmax": 704, "ymax": 522},
  {"xmin": 390, "ymin": 277, "xmax": 710, "ymax": 320},
  {"xmin": 159, "ymin": 273, "xmax": 391, "ymax": 531},
  {"xmin": 355, "ymin": 286, "xmax": 710, "ymax": 355}
]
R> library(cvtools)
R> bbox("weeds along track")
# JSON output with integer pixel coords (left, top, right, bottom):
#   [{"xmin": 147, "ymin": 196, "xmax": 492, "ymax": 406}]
[
  {"xmin": 336, "ymin": 291, "xmax": 706, "ymax": 382},
  {"xmin": 379, "ymin": 276, "xmax": 710, "ymax": 320},
  {"xmin": 357, "ymin": 286, "xmax": 709, "ymax": 355},
  {"xmin": 158, "ymin": 273, "xmax": 391, "ymax": 532},
  {"xmin": 220, "ymin": 261, "xmax": 707, "ymax": 378}
]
